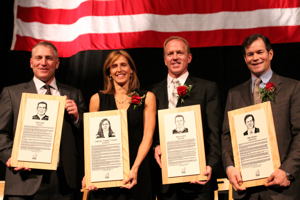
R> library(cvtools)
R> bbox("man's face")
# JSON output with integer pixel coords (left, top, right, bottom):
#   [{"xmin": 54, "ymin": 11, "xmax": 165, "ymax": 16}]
[
  {"xmin": 30, "ymin": 45, "xmax": 59, "ymax": 83},
  {"xmin": 37, "ymin": 103, "xmax": 47, "ymax": 115},
  {"xmin": 175, "ymin": 116, "xmax": 185, "ymax": 129},
  {"xmin": 245, "ymin": 116, "xmax": 254, "ymax": 129},
  {"xmin": 244, "ymin": 38, "xmax": 273, "ymax": 77},
  {"xmin": 164, "ymin": 39, "xmax": 192, "ymax": 78}
]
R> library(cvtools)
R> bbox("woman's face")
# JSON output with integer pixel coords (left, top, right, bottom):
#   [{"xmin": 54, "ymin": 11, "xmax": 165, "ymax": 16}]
[
  {"xmin": 109, "ymin": 55, "xmax": 132, "ymax": 86},
  {"xmin": 102, "ymin": 120, "xmax": 110, "ymax": 131}
]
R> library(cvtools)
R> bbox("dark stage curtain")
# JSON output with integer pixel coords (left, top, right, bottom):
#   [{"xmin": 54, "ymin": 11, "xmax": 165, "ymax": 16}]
[{"xmin": 2, "ymin": 44, "xmax": 300, "ymax": 109}]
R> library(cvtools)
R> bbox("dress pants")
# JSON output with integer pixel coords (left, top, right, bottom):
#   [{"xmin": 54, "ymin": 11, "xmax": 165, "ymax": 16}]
[
  {"xmin": 234, "ymin": 186, "xmax": 273, "ymax": 200},
  {"xmin": 6, "ymin": 167, "xmax": 76, "ymax": 200},
  {"xmin": 158, "ymin": 183, "xmax": 214, "ymax": 200}
]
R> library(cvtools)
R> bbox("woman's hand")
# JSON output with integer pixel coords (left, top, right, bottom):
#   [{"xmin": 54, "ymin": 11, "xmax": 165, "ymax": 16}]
[{"xmin": 122, "ymin": 167, "xmax": 138, "ymax": 189}]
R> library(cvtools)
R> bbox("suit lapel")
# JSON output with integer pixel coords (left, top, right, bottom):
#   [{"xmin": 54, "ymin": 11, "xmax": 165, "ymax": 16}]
[
  {"xmin": 57, "ymin": 82, "xmax": 69, "ymax": 97},
  {"xmin": 24, "ymin": 81, "xmax": 70, "ymax": 96},
  {"xmin": 176, "ymin": 76, "xmax": 193, "ymax": 107},
  {"xmin": 240, "ymin": 73, "xmax": 281, "ymax": 106},
  {"xmin": 184, "ymin": 76, "xmax": 193, "ymax": 86},
  {"xmin": 240, "ymin": 79, "xmax": 253, "ymax": 106},
  {"xmin": 160, "ymin": 79, "xmax": 169, "ymax": 109},
  {"xmin": 268, "ymin": 73, "xmax": 282, "ymax": 105},
  {"xmin": 24, "ymin": 81, "xmax": 38, "ymax": 94},
  {"xmin": 269, "ymin": 73, "xmax": 282, "ymax": 96}
]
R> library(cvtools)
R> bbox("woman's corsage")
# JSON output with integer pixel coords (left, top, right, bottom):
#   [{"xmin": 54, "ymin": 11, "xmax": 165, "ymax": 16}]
[
  {"xmin": 129, "ymin": 90, "xmax": 146, "ymax": 109},
  {"xmin": 177, "ymin": 85, "xmax": 192, "ymax": 103},
  {"xmin": 259, "ymin": 82, "xmax": 276, "ymax": 102}
]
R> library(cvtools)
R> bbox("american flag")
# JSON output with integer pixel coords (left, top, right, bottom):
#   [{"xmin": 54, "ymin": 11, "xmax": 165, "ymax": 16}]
[{"xmin": 12, "ymin": 0, "xmax": 300, "ymax": 57}]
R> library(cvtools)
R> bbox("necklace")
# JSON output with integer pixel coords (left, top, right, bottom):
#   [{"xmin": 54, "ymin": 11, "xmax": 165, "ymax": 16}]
[{"xmin": 115, "ymin": 96, "xmax": 129, "ymax": 104}]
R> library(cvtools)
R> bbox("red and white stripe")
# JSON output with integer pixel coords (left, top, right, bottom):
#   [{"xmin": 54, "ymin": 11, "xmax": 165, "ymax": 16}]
[{"xmin": 12, "ymin": 0, "xmax": 300, "ymax": 57}]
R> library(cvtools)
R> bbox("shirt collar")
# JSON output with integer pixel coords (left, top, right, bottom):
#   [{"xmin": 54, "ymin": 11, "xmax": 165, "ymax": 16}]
[
  {"xmin": 167, "ymin": 71, "xmax": 189, "ymax": 86},
  {"xmin": 33, "ymin": 76, "xmax": 58, "ymax": 91},
  {"xmin": 251, "ymin": 69, "xmax": 273, "ymax": 88}
]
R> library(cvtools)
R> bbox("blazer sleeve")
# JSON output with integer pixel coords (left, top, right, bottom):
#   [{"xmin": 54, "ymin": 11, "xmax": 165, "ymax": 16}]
[
  {"xmin": 71, "ymin": 88, "xmax": 86, "ymax": 129},
  {"xmin": 204, "ymin": 82, "xmax": 222, "ymax": 169},
  {"xmin": 280, "ymin": 81, "xmax": 300, "ymax": 175},
  {"xmin": 221, "ymin": 89, "xmax": 235, "ymax": 168},
  {"xmin": 0, "ymin": 87, "xmax": 14, "ymax": 164},
  {"xmin": 150, "ymin": 84, "xmax": 162, "ymax": 147}
]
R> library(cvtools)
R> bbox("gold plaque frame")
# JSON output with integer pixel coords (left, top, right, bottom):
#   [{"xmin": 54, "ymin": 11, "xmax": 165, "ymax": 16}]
[
  {"xmin": 84, "ymin": 110, "xmax": 130, "ymax": 189},
  {"xmin": 228, "ymin": 101, "xmax": 280, "ymax": 188},
  {"xmin": 158, "ymin": 105, "xmax": 207, "ymax": 184},
  {"xmin": 11, "ymin": 93, "xmax": 66, "ymax": 170}
]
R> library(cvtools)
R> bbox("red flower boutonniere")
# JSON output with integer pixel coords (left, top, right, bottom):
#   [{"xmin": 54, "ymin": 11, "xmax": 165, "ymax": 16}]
[
  {"xmin": 177, "ymin": 85, "xmax": 192, "ymax": 103},
  {"xmin": 129, "ymin": 91, "xmax": 146, "ymax": 109},
  {"xmin": 259, "ymin": 82, "xmax": 276, "ymax": 102}
]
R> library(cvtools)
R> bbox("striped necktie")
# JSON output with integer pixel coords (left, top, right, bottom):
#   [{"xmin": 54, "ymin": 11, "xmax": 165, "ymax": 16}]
[
  {"xmin": 253, "ymin": 78, "xmax": 262, "ymax": 104},
  {"xmin": 169, "ymin": 79, "xmax": 180, "ymax": 108},
  {"xmin": 43, "ymin": 84, "xmax": 52, "ymax": 95}
]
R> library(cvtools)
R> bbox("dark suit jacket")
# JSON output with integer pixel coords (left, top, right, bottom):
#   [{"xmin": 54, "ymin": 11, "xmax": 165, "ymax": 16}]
[
  {"xmin": 32, "ymin": 114, "xmax": 49, "ymax": 120},
  {"xmin": 243, "ymin": 127, "xmax": 259, "ymax": 136},
  {"xmin": 222, "ymin": 73, "xmax": 300, "ymax": 199},
  {"xmin": 152, "ymin": 75, "xmax": 222, "ymax": 192},
  {"xmin": 0, "ymin": 80, "xmax": 85, "ymax": 196}
]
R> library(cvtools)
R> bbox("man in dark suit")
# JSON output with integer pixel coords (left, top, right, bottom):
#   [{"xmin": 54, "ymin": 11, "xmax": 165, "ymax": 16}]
[
  {"xmin": 242, "ymin": 114, "xmax": 259, "ymax": 136},
  {"xmin": 0, "ymin": 41, "xmax": 85, "ymax": 200},
  {"xmin": 152, "ymin": 36, "xmax": 222, "ymax": 200},
  {"xmin": 32, "ymin": 101, "xmax": 49, "ymax": 120},
  {"xmin": 172, "ymin": 114, "xmax": 188, "ymax": 134},
  {"xmin": 222, "ymin": 34, "xmax": 300, "ymax": 199}
]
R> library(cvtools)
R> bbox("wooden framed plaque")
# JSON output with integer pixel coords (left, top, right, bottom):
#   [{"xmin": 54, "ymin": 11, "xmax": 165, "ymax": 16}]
[
  {"xmin": 158, "ymin": 105, "xmax": 207, "ymax": 184},
  {"xmin": 84, "ymin": 110, "xmax": 130, "ymax": 189},
  {"xmin": 228, "ymin": 101, "xmax": 280, "ymax": 188},
  {"xmin": 11, "ymin": 93, "xmax": 66, "ymax": 170},
  {"xmin": 0, "ymin": 180, "xmax": 4, "ymax": 200}
]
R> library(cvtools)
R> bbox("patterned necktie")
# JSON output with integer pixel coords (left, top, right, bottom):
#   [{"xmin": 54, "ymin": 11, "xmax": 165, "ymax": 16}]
[
  {"xmin": 253, "ymin": 78, "xmax": 262, "ymax": 104},
  {"xmin": 169, "ymin": 79, "xmax": 180, "ymax": 108},
  {"xmin": 43, "ymin": 84, "xmax": 52, "ymax": 95}
]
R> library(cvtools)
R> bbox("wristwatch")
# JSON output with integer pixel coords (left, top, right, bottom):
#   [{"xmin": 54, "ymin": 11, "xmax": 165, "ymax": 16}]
[{"xmin": 286, "ymin": 172, "xmax": 295, "ymax": 181}]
